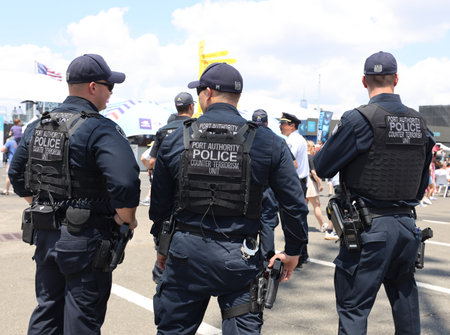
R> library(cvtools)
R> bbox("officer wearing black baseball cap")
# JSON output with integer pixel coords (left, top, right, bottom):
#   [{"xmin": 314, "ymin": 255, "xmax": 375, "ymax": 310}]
[
  {"xmin": 9, "ymin": 54, "xmax": 140, "ymax": 334},
  {"xmin": 252, "ymin": 109, "xmax": 268, "ymax": 126},
  {"xmin": 150, "ymin": 63, "xmax": 308, "ymax": 333},
  {"xmin": 314, "ymin": 51, "xmax": 435, "ymax": 334}
]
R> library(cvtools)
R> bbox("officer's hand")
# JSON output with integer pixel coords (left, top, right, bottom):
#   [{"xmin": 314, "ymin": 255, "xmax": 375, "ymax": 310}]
[
  {"xmin": 268, "ymin": 252, "xmax": 299, "ymax": 282},
  {"xmin": 157, "ymin": 253, "xmax": 167, "ymax": 271},
  {"xmin": 114, "ymin": 214, "xmax": 138, "ymax": 230}
]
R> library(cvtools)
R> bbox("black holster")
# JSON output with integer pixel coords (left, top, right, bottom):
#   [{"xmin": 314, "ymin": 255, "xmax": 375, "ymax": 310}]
[
  {"xmin": 21, "ymin": 207, "xmax": 34, "ymax": 244},
  {"xmin": 158, "ymin": 218, "xmax": 175, "ymax": 257}
]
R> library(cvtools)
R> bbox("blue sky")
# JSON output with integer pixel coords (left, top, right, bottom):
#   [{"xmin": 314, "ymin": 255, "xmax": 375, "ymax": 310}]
[
  {"xmin": 1, "ymin": 1, "xmax": 199, "ymax": 51},
  {"xmin": 1, "ymin": 0, "xmax": 450, "ymax": 120}
]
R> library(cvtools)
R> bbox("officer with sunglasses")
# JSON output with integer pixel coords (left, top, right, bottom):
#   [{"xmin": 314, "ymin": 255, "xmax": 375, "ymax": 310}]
[{"xmin": 9, "ymin": 54, "xmax": 140, "ymax": 335}]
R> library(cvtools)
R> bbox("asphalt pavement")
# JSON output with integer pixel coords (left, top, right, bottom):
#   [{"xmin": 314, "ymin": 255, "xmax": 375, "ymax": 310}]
[{"xmin": 1, "ymin": 167, "xmax": 449, "ymax": 334}]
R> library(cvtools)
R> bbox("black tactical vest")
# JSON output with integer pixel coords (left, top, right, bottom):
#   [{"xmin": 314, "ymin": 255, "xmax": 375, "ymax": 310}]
[
  {"xmin": 25, "ymin": 111, "xmax": 108, "ymax": 200},
  {"xmin": 177, "ymin": 119, "xmax": 263, "ymax": 219},
  {"xmin": 343, "ymin": 104, "xmax": 427, "ymax": 200}
]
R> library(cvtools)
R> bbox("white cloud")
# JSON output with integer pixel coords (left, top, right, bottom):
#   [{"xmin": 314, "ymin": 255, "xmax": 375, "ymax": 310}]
[{"xmin": 1, "ymin": 1, "xmax": 450, "ymax": 119}]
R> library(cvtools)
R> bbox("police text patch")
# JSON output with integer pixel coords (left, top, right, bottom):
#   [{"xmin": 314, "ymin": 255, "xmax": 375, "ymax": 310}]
[
  {"xmin": 385, "ymin": 115, "xmax": 425, "ymax": 145},
  {"xmin": 31, "ymin": 129, "xmax": 66, "ymax": 161},
  {"xmin": 188, "ymin": 140, "xmax": 243, "ymax": 177}
]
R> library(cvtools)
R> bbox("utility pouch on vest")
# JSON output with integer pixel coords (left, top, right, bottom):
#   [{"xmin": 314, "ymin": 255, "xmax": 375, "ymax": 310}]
[
  {"xmin": 30, "ymin": 203, "xmax": 60, "ymax": 230},
  {"xmin": 65, "ymin": 206, "xmax": 91, "ymax": 235},
  {"xmin": 158, "ymin": 218, "xmax": 175, "ymax": 257},
  {"xmin": 92, "ymin": 239, "xmax": 112, "ymax": 272},
  {"xmin": 21, "ymin": 207, "xmax": 34, "ymax": 244}
]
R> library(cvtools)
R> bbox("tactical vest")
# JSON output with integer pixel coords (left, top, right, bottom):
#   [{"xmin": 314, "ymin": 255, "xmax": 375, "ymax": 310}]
[
  {"xmin": 177, "ymin": 120, "xmax": 263, "ymax": 219},
  {"xmin": 25, "ymin": 111, "xmax": 108, "ymax": 200},
  {"xmin": 343, "ymin": 104, "xmax": 427, "ymax": 200}
]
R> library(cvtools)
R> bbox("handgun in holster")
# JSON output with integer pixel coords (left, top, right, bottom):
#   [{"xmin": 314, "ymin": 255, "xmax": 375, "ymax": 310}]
[
  {"xmin": 327, "ymin": 197, "xmax": 363, "ymax": 252},
  {"xmin": 110, "ymin": 223, "xmax": 133, "ymax": 271},
  {"xmin": 264, "ymin": 258, "xmax": 284, "ymax": 309},
  {"xmin": 92, "ymin": 223, "xmax": 133, "ymax": 272},
  {"xmin": 158, "ymin": 217, "xmax": 175, "ymax": 257},
  {"xmin": 415, "ymin": 227, "xmax": 433, "ymax": 269}
]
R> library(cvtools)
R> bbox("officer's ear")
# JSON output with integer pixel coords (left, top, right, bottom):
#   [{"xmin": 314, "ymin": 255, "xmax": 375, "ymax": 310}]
[
  {"xmin": 393, "ymin": 74, "xmax": 399, "ymax": 87},
  {"xmin": 205, "ymin": 87, "xmax": 213, "ymax": 100},
  {"xmin": 88, "ymin": 82, "xmax": 98, "ymax": 95},
  {"xmin": 362, "ymin": 76, "xmax": 368, "ymax": 88}
]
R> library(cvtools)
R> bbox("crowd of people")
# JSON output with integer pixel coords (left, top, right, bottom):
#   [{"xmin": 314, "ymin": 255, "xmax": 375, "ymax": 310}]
[
  {"xmin": 6, "ymin": 50, "xmax": 436, "ymax": 335},
  {"xmin": 1, "ymin": 118, "xmax": 22, "ymax": 195},
  {"xmin": 420, "ymin": 144, "xmax": 450, "ymax": 205}
]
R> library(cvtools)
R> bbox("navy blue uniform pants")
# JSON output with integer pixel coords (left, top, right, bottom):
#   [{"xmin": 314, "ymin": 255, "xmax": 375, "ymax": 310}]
[
  {"xmin": 154, "ymin": 232, "xmax": 263, "ymax": 334},
  {"xmin": 28, "ymin": 226, "xmax": 112, "ymax": 335},
  {"xmin": 333, "ymin": 215, "xmax": 421, "ymax": 335}
]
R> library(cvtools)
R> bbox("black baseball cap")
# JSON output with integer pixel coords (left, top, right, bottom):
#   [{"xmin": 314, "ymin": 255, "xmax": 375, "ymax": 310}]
[
  {"xmin": 174, "ymin": 92, "xmax": 194, "ymax": 107},
  {"xmin": 364, "ymin": 51, "xmax": 397, "ymax": 75},
  {"xmin": 66, "ymin": 54, "xmax": 125, "ymax": 84},
  {"xmin": 280, "ymin": 112, "xmax": 301, "ymax": 126},
  {"xmin": 252, "ymin": 109, "xmax": 268, "ymax": 125},
  {"xmin": 188, "ymin": 63, "xmax": 243, "ymax": 93}
]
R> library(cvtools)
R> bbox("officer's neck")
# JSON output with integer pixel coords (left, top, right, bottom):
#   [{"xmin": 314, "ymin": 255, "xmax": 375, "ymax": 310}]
[{"xmin": 368, "ymin": 87, "xmax": 395, "ymax": 99}]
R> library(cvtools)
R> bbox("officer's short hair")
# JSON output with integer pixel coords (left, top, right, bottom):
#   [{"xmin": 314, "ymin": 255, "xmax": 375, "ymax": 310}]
[
  {"xmin": 176, "ymin": 105, "xmax": 191, "ymax": 114},
  {"xmin": 364, "ymin": 74, "xmax": 396, "ymax": 88}
]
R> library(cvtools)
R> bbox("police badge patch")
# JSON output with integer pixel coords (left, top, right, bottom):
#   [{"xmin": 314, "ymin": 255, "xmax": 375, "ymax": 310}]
[
  {"xmin": 115, "ymin": 125, "xmax": 128, "ymax": 140},
  {"xmin": 385, "ymin": 115, "xmax": 425, "ymax": 145}
]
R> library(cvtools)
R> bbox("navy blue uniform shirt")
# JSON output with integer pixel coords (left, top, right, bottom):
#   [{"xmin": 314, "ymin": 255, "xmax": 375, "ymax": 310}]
[
  {"xmin": 149, "ymin": 115, "xmax": 191, "ymax": 158},
  {"xmin": 9, "ymin": 96, "xmax": 140, "ymax": 211},
  {"xmin": 314, "ymin": 93, "xmax": 435, "ymax": 207},
  {"xmin": 149, "ymin": 102, "xmax": 308, "ymax": 255}
]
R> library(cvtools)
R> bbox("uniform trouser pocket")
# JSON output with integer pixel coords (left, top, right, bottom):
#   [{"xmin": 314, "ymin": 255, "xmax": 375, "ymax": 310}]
[{"xmin": 55, "ymin": 227, "xmax": 93, "ymax": 275}]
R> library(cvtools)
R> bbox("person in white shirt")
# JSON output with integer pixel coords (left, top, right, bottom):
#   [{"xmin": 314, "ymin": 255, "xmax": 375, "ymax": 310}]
[{"xmin": 279, "ymin": 112, "xmax": 310, "ymax": 266}]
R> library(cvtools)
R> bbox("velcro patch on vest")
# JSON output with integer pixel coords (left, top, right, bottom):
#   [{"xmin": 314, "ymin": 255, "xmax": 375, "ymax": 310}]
[
  {"xmin": 197, "ymin": 122, "xmax": 240, "ymax": 134},
  {"xmin": 31, "ymin": 129, "xmax": 65, "ymax": 161},
  {"xmin": 385, "ymin": 115, "xmax": 425, "ymax": 145},
  {"xmin": 188, "ymin": 140, "xmax": 243, "ymax": 177}
]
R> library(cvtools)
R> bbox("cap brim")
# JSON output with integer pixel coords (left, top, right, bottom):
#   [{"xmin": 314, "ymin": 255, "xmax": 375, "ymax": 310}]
[
  {"xmin": 188, "ymin": 80, "xmax": 201, "ymax": 89},
  {"xmin": 107, "ymin": 71, "xmax": 126, "ymax": 84}
]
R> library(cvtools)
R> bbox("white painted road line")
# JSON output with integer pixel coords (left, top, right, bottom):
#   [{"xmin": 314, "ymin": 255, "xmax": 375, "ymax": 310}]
[
  {"xmin": 427, "ymin": 240, "xmax": 450, "ymax": 247},
  {"xmin": 308, "ymin": 258, "xmax": 450, "ymax": 295},
  {"xmin": 111, "ymin": 284, "xmax": 222, "ymax": 335},
  {"xmin": 417, "ymin": 282, "xmax": 450, "ymax": 295},
  {"xmin": 111, "ymin": 255, "xmax": 450, "ymax": 334},
  {"xmin": 423, "ymin": 219, "xmax": 450, "ymax": 225}
]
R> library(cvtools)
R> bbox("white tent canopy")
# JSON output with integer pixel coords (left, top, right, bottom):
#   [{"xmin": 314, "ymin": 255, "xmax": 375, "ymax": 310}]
[{"xmin": 101, "ymin": 99, "xmax": 175, "ymax": 137}]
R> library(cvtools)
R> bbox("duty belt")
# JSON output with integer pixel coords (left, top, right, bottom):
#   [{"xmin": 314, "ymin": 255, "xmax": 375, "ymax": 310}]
[
  {"xmin": 61, "ymin": 214, "xmax": 115, "ymax": 231},
  {"xmin": 175, "ymin": 221, "xmax": 257, "ymax": 241},
  {"xmin": 368, "ymin": 206, "xmax": 414, "ymax": 219}
]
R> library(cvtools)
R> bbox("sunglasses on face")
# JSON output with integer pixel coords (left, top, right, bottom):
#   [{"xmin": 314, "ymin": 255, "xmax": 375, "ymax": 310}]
[
  {"xmin": 95, "ymin": 81, "xmax": 114, "ymax": 92},
  {"xmin": 196, "ymin": 86, "xmax": 207, "ymax": 96}
]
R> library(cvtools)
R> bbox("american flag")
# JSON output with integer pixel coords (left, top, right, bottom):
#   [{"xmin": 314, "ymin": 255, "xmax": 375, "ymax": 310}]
[{"xmin": 36, "ymin": 62, "xmax": 62, "ymax": 81}]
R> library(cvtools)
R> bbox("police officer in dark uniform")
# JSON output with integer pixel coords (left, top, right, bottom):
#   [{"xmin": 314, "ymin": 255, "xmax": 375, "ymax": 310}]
[
  {"xmin": 148, "ymin": 92, "xmax": 195, "ymax": 169},
  {"xmin": 150, "ymin": 63, "xmax": 308, "ymax": 334},
  {"xmin": 149, "ymin": 92, "xmax": 195, "ymax": 283},
  {"xmin": 9, "ymin": 54, "xmax": 140, "ymax": 335},
  {"xmin": 252, "ymin": 109, "xmax": 280, "ymax": 263},
  {"xmin": 314, "ymin": 51, "xmax": 435, "ymax": 335}
]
